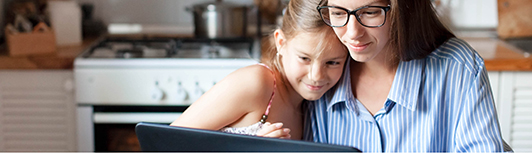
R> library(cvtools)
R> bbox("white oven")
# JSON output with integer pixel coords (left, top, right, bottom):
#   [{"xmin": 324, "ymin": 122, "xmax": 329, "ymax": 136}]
[{"xmin": 74, "ymin": 37, "xmax": 259, "ymax": 151}]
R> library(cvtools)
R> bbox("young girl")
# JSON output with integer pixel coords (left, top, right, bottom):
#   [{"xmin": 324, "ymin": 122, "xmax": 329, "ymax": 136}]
[{"xmin": 170, "ymin": 0, "xmax": 347, "ymax": 140}]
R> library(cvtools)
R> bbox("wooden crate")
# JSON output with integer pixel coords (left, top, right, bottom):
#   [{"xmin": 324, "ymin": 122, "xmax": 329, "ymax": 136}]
[
  {"xmin": 5, "ymin": 28, "xmax": 57, "ymax": 57},
  {"xmin": 497, "ymin": 0, "xmax": 532, "ymax": 39}
]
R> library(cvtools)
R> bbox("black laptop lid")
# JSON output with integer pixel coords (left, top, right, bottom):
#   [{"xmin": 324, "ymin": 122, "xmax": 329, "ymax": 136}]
[{"xmin": 135, "ymin": 122, "xmax": 361, "ymax": 152}]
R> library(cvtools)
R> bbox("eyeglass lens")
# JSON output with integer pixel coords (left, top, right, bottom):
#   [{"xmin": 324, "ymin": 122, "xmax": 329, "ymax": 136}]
[{"xmin": 320, "ymin": 7, "xmax": 386, "ymax": 27}]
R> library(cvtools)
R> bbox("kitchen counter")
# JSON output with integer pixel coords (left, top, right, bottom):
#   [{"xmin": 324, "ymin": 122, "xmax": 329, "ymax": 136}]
[
  {"xmin": 1, "ymin": 36, "xmax": 531, "ymax": 71},
  {"xmin": 0, "ymin": 37, "xmax": 99, "ymax": 70},
  {"xmin": 462, "ymin": 37, "xmax": 532, "ymax": 71}
]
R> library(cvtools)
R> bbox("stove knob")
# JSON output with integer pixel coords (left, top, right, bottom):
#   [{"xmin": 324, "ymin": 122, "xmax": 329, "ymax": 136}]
[
  {"xmin": 189, "ymin": 82, "xmax": 204, "ymax": 104},
  {"xmin": 151, "ymin": 81, "xmax": 165, "ymax": 101},
  {"xmin": 175, "ymin": 81, "xmax": 188, "ymax": 104}
]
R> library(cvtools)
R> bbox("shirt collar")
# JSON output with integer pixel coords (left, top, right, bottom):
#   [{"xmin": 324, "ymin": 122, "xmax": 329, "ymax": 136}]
[{"xmin": 387, "ymin": 59, "xmax": 425, "ymax": 111}]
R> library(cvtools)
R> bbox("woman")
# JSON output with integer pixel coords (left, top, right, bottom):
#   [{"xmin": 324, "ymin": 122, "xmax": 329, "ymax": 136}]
[
  {"xmin": 171, "ymin": 0, "xmax": 348, "ymax": 140},
  {"xmin": 304, "ymin": 0, "xmax": 506, "ymax": 152}
]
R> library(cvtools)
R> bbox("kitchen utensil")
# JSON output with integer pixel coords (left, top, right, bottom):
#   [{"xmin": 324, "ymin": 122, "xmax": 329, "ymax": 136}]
[
  {"xmin": 188, "ymin": 0, "xmax": 248, "ymax": 38},
  {"xmin": 14, "ymin": 14, "xmax": 33, "ymax": 33},
  {"xmin": 32, "ymin": 22, "xmax": 51, "ymax": 32},
  {"xmin": 81, "ymin": 3, "xmax": 105, "ymax": 37}
]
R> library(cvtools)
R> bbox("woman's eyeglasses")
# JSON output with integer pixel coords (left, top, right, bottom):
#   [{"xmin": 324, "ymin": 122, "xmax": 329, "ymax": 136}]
[{"xmin": 317, "ymin": 5, "xmax": 390, "ymax": 28}]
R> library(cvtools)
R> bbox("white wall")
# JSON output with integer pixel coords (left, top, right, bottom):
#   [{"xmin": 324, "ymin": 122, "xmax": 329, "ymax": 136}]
[{"xmin": 436, "ymin": 0, "xmax": 498, "ymax": 29}]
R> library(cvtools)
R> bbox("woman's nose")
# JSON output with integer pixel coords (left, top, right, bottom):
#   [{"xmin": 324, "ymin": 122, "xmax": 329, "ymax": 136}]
[{"xmin": 345, "ymin": 15, "xmax": 365, "ymax": 39}]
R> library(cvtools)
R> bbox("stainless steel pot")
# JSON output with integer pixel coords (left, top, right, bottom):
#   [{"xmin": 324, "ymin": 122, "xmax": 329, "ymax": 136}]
[{"xmin": 189, "ymin": 0, "xmax": 248, "ymax": 38}]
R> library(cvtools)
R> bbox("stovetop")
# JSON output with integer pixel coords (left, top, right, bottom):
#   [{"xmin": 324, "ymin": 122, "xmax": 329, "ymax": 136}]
[{"xmin": 79, "ymin": 37, "xmax": 257, "ymax": 59}]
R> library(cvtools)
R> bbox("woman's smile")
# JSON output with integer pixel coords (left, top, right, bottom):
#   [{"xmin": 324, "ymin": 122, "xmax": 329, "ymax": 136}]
[{"xmin": 347, "ymin": 42, "xmax": 371, "ymax": 52}]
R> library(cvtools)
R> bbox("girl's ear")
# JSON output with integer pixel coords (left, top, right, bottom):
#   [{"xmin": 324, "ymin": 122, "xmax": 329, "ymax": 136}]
[{"xmin": 274, "ymin": 29, "xmax": 286, "ymax": 52}]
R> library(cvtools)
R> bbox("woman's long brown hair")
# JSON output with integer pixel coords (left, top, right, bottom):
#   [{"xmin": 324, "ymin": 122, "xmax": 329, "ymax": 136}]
[{"xmin": 388, "ymin": 0, "xmax": 455, "ymax": 61}]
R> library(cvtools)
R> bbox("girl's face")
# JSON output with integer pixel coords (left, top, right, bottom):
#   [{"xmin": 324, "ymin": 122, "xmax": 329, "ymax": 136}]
[
  {"xmin": 328, "ymin": 0, "xmax": 391, "ymax": 63},
  {"xmin": 275, "ymin": 30, "xmax": 347, "ymax": 101}
]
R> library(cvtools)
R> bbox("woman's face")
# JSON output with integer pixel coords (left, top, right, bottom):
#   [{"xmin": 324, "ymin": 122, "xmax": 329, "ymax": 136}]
[
  {"xmin": 328, "ymin": 0, "xmax": 391, "ymax": 63},
  {"xmin": 276, "ymin": 30, "xmax": 347, "ymax": 100}
]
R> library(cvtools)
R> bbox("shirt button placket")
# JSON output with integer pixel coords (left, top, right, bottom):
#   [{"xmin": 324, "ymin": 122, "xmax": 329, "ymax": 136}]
[{"xmin": 373, "ymin": 118, "xmax": 384, "ymax": 152}]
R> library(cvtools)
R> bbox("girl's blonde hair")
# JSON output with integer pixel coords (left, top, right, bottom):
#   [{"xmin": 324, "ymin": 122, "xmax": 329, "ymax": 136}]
[{"xmin": 262, "ymin": 0, "xmax": 338, "ymax": 76}]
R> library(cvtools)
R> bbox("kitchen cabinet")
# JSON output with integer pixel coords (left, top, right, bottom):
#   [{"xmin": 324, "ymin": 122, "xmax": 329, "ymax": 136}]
[
  {"xmin": 490, "ymin": 71, "xmax": 532, "ymax": 152},
  {"xmin": 0, "ymin": 70, "xmax": 76, "ymax": 151}
]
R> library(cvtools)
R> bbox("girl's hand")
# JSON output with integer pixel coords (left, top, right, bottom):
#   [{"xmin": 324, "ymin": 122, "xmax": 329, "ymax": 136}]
[{"xmin": 256, "ymin": 122, "xmax": 291, "ymax": 139}]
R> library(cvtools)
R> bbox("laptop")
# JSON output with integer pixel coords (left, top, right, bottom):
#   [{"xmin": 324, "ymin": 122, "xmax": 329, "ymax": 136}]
[{"xmin": 135, "ymin": 122, "xmax": 361, "ymax": 152}]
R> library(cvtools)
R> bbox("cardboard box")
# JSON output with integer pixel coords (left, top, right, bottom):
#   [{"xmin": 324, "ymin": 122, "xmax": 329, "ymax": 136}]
[{"xmin": 5, "ymin": 26, "xmax": 57, "ymax": 57}]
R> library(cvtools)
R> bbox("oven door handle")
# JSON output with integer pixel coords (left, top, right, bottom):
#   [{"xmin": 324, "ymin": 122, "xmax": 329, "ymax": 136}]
[{"xmin": 93, "ymin": 112, "xmax": 182, "ymax": 124}]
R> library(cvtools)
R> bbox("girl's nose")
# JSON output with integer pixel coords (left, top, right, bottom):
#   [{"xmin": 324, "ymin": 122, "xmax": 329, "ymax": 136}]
[{"xmin": 308, "ymin": 63, "xmax": 325, "ymax": 84}]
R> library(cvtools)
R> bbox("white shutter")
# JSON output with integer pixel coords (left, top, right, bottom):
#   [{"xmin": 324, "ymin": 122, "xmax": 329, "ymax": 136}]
[
  {"xmin": 0, "ymin": 70, "xmax": 76, "ymax": 151},
  {"xmin": 510, "ymin": 72, "xmax": 532, "ymax": 152}
]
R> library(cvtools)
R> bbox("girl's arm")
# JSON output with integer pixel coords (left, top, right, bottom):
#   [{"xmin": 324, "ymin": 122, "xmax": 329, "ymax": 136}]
[{"xmin": 170, "ymin": 65, "xmax": 276, "ymax": 130}]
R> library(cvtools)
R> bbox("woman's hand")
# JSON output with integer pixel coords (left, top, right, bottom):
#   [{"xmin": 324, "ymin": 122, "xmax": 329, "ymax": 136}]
[{"xmin": 256, "ymin": 122, "xmax": 291, "ymax": 139}]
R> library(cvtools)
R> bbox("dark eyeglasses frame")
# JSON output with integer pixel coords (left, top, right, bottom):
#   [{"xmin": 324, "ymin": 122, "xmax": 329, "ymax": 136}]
[{"xmin": 317, "ymin": 5, "xmax": 391, "ymax": 28}]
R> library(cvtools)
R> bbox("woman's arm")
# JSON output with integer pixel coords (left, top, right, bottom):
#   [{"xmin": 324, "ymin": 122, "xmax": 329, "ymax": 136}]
[
  {"xmin": 454, "ymin": 66, "xmax": 504, "ymax": 152},
  {"xmin": 170, "ymin": 65, "xmax": 275, "ymax": 130}
]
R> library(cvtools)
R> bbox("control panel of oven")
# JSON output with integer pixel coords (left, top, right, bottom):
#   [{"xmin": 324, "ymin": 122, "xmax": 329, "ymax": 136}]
[{"xmin": 75, "ymin": 67, "xmax": 249, "ymax": 105}]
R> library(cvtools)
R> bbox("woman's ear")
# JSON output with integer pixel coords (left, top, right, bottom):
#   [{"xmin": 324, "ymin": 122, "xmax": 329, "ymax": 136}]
[{"xmin": 274, "ymin": 29, "xmax": 286, "ymax": 52}]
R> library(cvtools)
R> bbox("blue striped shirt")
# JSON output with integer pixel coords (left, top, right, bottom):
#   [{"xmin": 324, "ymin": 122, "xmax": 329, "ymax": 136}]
[{"xmin": 303, "ymin": 38, "xmax": 504, "ymax": 152}]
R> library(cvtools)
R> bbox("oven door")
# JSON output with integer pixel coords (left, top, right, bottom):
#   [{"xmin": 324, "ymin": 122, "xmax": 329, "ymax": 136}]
[{"xmin": 77, "ymin": 105, "xmax": 186, "ymax": 152}]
